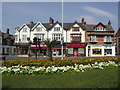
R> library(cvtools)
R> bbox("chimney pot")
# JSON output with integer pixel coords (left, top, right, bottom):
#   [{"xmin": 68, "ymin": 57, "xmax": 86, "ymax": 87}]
[{"xmin": 108, "ymin": 20, "xmax": 111, "ymax": 25}]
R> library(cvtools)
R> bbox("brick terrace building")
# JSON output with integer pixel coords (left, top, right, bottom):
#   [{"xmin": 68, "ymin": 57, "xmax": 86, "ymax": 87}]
[
  {"xmin": 115, "ymin": 28, "xmax": 120, "ymax": 55},
  {"xmin": 0, "ymin": 29, "xmax": 16, "ymax": 55},
  {"xmin": 86, "ymin": 21, "xmax": 115, "ymax": 57}
]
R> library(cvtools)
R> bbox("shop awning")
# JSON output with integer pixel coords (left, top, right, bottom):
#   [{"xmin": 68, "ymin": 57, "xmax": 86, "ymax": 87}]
[{"xmin": 67, "ymin": 43, "xmax": 85, "ymax": 48}]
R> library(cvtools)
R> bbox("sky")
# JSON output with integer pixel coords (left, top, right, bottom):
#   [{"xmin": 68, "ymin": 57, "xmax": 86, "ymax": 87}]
[{"xmin": 1, "ymin": 1, "xmax": 119, "ymax": 34}]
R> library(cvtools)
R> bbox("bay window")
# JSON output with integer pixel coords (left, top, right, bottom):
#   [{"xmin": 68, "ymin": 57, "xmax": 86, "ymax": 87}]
[
  {"xmin": 52, "ymin": 34, "xmax": 62, "ymax": 41},
  {"xmin": 104, "ymin": 36, "xmax": 111, "ymax": 42},
  {"xmin": 90, "ymin": 36, "xmax": 96, "ymax": 42},
  {"xmin": 22, "ymin": 35, "xmax": 27, "ymax": 41},
  {"xmin": 71, "ymin": 34, "xmax": 81, "ymax": 42},
  {"xmin": 34, "ymin": 34, "xmax": 44, "ymax": 41}
]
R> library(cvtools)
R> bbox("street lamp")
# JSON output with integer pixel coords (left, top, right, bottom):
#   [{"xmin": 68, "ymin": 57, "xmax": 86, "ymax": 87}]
[{"xmin": 61, "ymin": 0, "xmax": 64, "ymax": 60}]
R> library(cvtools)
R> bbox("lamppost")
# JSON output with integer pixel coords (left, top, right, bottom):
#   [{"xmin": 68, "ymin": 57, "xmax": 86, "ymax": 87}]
[{"xmin": 61, "ymin": 0, "xmax": 64, "ymax": 60}]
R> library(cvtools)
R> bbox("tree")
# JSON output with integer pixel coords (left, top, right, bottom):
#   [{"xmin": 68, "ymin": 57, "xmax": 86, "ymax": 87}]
[{"xmin": 44, "ymin": 38, "xmax": 57, "ymax": 61}]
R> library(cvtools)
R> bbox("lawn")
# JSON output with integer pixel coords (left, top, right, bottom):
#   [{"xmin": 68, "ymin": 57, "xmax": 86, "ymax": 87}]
[{"xmin": 2, "ymin": 66, "xmax": 119, "ymax": 88}]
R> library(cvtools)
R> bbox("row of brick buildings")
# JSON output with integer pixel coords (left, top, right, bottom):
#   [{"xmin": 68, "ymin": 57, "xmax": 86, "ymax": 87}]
[
  {"xmin": 1, "ymin": 17, "xmax": 120, "ymax": 57},
  {"xmin": 13, "ymin": 17, "xmax": 117, "ymax": 57}
]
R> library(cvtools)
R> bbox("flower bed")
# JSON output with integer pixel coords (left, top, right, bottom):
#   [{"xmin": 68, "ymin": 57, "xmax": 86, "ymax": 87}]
[
  {"xmin": 2, "ymin": 58, "xmax": 120, "ymax": 67},
  {"xmin": 0, "ymin": 60, "xmax": 120, "ymax": 75}
]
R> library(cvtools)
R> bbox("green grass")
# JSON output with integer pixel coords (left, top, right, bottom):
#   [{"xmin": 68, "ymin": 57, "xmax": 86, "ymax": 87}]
[{"xmin": 2, "ymin": 66, "xmax": 119, "ymax": 88}]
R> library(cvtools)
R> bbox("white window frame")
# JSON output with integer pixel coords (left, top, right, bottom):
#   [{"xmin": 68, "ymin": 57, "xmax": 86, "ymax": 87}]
[
  {"xmin": 22, "ymin": 35, "xmax": 27, "ymax": 41},
  {"xmin": 36, "ymin": 27, "xmax": 42, "ymax": 32},
  {"xmin": 23, "ymin": 28, "xmax": 27, "ymax": 32},
  {"xmin": 34, "ymin": 34, "xmax": 44, "ymax": 41},
  {"xmin": 15, "ymin": 35, "xmax": 18, "ymax": 41},
  {"xmin": 52, "ymin": 34, "xmax": 62, "ymax": 41},
  {"xmin": 54, "ymin": 27, "xmax": 60, "ymax": 31},
  {"xmin": 104, "ymin": 36, "xmax": 111, "ymax": 42},
  {"xmin": 90, "ymin": 36, "xmax": 97, "ymax": 42}
]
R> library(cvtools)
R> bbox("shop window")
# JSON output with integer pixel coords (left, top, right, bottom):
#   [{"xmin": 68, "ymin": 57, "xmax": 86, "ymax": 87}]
[
  {"xmin": 104, "ymin": 49, "xmax": 112, "ymax": 55},
  {"xmin": 92, "ymin": 48, "xmax": 102, "ymax": 55},
  {"xmin": 68, "ymin": 48, "xmax": 73, "ymax": 54},
  {"xmin": 78, "ymin": 48, "xmax": 84, "ymax": 55},
  {"xmin": 7, "ymin": 48, "xmax": 9, "ymax": 53}
]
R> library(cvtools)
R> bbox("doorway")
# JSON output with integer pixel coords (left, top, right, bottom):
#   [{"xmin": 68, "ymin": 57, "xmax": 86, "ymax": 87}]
[{"xmin": 74, "ymin": 48, "xmax": 78, "ymax": 56}]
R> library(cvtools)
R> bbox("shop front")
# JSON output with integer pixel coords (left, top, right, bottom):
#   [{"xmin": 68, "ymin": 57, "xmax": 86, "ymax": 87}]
[
  {"xmin": 86, "ymin": 44, "xmax": 115, "ymax": 57},
  {"xmin": 67, "ymin": 43, "xmax": 85, "ymax": 56}
]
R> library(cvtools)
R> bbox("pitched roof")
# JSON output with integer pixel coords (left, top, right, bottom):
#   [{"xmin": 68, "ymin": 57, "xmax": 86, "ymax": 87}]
[
  {"xmin": 42, "ymin": 23, "xmax": 52, "ymax": 30},
  {"xmin": 27, "ymin": 23, "xmax": 36, "ymax": 29},
  {"xmin": 16, "ymin": 21, "xmax": 114, "ymax": 32},
  {"xmin": 85, "ymin": 24, "xmax": 114, "ymax": 31}
]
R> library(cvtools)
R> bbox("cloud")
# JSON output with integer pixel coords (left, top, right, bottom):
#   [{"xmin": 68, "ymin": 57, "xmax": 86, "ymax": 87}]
[
  {"xmin": 80, "ymin": 15, "xmax": 97, "ymax": 24},
  {"xmin": 82, "ymin": 6, "xmax": 115, "ymax": 19}
]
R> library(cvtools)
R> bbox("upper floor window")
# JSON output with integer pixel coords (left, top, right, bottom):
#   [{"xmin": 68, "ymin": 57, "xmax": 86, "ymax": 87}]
[
  {"xmin": 36, "ymin": 27, "xmax": 42, "ymax": 32},
  {"xmin": 15, "ymin": 35, "xmax": 18, "ymax": 41},
  {"xmin": 22, "ymin": 35, "xmax": 27, "ymax": 41},
  {"xmin": 23, "ymin": 28, "xmax": 27, "ymax": 32},
  {"xmin": 54, "ymin": 27, "xmax": 60, "ymax": 31},
  {"xmin": 52, "ymin": 34, "xmax": 62, "ymax": 41},
  {"xmin": 71, "ymin": 34, "xmax": 81, "ymax": 42},
  {"xmin": 72, "ymin": 27, "xmax": 79, "ymax": 31},
  {"xmin": 90, "ymin": 36, "xmax": 97, "ymax": 42},
  {"xmin": 34, "ymin": 34, "xmax": 44, "ymax": 41},
  {"xmin": 104, "ymin": 36, "xmax": 111, "ymax": 42},
  {"xmin": 0, "ymin": 37, "xmax": 2, "ymax": 44},
  {"xmin": 94, "ymin": 27, "xmax": 106, "ymax": 31},
  {"xmin": 119, "ymin": 38, "xmax": 120, "ymax": 42}
]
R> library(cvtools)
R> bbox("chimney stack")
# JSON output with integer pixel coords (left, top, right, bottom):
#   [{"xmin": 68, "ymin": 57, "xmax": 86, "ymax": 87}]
[
  {"xmin": 108, "ymin": 20, "xmax": 111, "ymax": 25},
  {"xmin": 29, "ymin": 21, "xmax": 33, "ymax": 24},
  {"xmin": 49, "ymin": 17, "xmax": 54, "ymax": 24},
  {"xmin": 6, "ymin": 28, "xmax": 10, "ymax": 34},
  {"xmin": 81, "ymin": 17, "xmax": 85, "ymax": 25}
]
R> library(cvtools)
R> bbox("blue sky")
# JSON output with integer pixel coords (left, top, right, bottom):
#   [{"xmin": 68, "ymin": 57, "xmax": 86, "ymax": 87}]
[{"xmin": 2, "ymin": 2, "xmax": 118, "ymax": 34}]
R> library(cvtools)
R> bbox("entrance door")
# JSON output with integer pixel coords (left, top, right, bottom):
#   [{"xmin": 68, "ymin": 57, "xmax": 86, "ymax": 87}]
[
  {"xmin": 74, "ymin": 48, "xmax": 78, "ymax": 56},
  {"xmin": 2, "ymin": 48, "xmax": 5, "ymax": 55}
]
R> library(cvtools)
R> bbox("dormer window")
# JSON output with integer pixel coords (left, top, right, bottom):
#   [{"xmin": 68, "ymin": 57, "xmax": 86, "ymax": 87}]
[
  {"xmin": 54, "ymin": 27, "xmax": 60, "ymax": 31},
  {"xmin": 94, "ymin": 27, "xmax": 106, "ymax": 31},
  {"xmin": 23, "ymin": 28, "xmax": 27, "ymax": 32},
  {"xmin": 36, "ymin": 27, "xmax": 42, "ymax": 32},
  {"xmin": 72, "ymin": 27, "xmax": 79, "ymax": 31}
]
